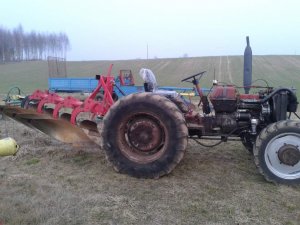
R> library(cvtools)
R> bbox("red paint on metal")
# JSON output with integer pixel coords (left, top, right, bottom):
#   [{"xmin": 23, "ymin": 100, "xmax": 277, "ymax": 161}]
[
  {"xmin": 239, "ymin": 94, "xmax": 260, "ymax": 100},
  {"xmin": 210, "ymin": 86, "xmax": 237, "ymax": 100},
  {"xmin": 37, "ymin": 93, "xmax": 65, "ymax": 113},
  {"xmin": 194, "ymin": 83, "xmax": 203, "ymax": 98},
  {"xmin": 53, "ymin": 96, "xmax": 83, "ymax": 120},
  {"xmin": 29, "ymin": 90, "xmax": 49, "ymax": 100},
  {"xmin": 27, "ymin": 64, "xmax": 116, "ymax": 124},
  {"xmin": 119, "ymin": 70, "xmax": 135, "ymax": 86}
]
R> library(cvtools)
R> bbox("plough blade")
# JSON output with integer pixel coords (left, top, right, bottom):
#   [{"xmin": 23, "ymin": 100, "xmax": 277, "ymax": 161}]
[{"xmin": 0, "ymin": 106, "xmax": 95, "ymax": 145}]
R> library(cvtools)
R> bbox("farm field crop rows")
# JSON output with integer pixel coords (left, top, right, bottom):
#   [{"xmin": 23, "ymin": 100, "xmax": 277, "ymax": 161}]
[{"xmin": 0, "ymin": 55, "xmax": 299, "ymax": 97}]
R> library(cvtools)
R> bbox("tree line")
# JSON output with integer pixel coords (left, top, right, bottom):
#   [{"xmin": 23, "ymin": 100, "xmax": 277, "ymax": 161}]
[{"xmin": 0, "ymin": 25, "xmax": 70, "ymax": 63}]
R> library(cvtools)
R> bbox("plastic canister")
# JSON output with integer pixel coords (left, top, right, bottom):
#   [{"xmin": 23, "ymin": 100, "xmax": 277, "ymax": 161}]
[{"xmin": 0, "ymin": 137, "xmax": 19, "ymax": 156}]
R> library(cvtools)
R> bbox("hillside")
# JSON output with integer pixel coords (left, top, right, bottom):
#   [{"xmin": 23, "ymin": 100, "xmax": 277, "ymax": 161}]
[
  {"xmin": 1, "ymin": 57, "xmax": 300, "ymax": 224},
  {"xmin": 0, "ymin": 56, "xmax": 299, "ymax": 97}
]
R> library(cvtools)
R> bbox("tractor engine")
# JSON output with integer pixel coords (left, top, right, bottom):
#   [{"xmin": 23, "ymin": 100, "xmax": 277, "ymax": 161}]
[
  {"xmin": 193, "ymin": 85, "xmax": 299, "ymax": 137},
  {"xmin": 208, "ymin": 85, "xmax": 256, "ymax": 134}
]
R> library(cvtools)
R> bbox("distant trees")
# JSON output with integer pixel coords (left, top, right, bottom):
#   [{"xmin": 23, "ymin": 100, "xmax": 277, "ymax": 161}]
[{"xmin": 0, "ymin": 25, "xmax": 70, "ymax": 63}]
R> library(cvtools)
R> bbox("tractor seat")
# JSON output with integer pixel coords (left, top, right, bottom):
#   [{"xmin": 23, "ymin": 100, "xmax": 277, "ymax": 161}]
[{"xmin": 139, "ymin": 68, "xmax": 179, "ymax": 98}]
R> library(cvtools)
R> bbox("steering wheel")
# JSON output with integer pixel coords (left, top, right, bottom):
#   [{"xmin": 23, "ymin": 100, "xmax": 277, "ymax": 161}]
[{"xmin": 181, "ymin": 71, "xmax": 206, "ymax": 83}]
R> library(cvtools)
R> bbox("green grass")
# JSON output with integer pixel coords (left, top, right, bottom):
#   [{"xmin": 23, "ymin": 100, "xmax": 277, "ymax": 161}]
[
  {"xmin": 1, "ymin": 56, "xmax": 300, "ymax": 98},
  {"xmin": 0, "ymin": 61, "xmax": 49, "ymax": 94},
  {"xmin": 25, "ymin": 157, "xmax": 40, "ymax": 165},
  {"xmin": 0, "ymin": 122, "xmax": 300, "ymax": 225}
]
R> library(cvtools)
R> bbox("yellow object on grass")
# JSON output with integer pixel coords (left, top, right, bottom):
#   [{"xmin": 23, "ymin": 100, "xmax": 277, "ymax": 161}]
[{"xmin": 0, "ymin": 137, "xmax": 19, "ymax": 156}]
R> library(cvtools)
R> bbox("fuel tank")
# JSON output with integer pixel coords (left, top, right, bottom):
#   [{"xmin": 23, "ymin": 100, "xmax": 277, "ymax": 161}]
[{"xmin": 209, "ymin": 86, "xmax": 237, "ymax": 113}]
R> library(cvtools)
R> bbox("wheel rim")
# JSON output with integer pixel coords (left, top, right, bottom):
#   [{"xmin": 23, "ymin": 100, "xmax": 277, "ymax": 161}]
[
  {"xmin": 264, "ymin": 132, "xmax": 300, "ymax": 180},
  {"xmin": 118, "ymin": 113, "xmax": 167, "ymax": 164}
]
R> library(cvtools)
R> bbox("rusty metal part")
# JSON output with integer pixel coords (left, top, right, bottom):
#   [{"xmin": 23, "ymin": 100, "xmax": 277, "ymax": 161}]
[
  {"xmin": 3, "ymin": 65, "xmax": 116, "ymax": 147},
  {"xmin": 0, "ymin": 106, "xmax": 94, "ymax": 145},
  {"xmin": 118, "ymin": 113, "xmax": 167, "ymax": 164},
  {"xmin": 278, "ymin": 144, "xmax": 300, "ymax": 166},
  {"xmin": 127, "ymin": 117, "xmax": 163, "ymax": 152},
  {"xmin": 79, "ymin": 120, "xmax": 101, "ymax": 146},
  {"xmin": 25, "ymin": 65, "xmax": 115, "ymax": 125}
]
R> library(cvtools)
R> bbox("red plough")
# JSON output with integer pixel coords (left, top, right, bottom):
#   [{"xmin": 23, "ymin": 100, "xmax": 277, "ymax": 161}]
[{"xmin": 2, "ymin": 64, "xmax": 116, "ymax": 145}]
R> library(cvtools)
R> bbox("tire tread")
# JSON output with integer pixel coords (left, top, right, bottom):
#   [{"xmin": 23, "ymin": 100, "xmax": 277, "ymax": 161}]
[
  {"xmin": 102, "ymin": 93, "xmax": 188, "ymax": 178},
  {"xmin": 254, "ymin": 120, "xmax": 300, "ymax": 184}
]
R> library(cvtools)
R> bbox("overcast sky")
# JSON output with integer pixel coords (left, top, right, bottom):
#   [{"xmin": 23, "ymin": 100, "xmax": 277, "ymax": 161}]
[{"xmin": 1, "ymin": 0, "xmax": 300, "ymax": 61}]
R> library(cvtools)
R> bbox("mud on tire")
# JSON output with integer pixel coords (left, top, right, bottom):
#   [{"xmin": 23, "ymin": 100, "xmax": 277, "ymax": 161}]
[
  {"xmin": 102, "ymin": 93, "xmax": 188, "ymax": 178},
  {"xmin": 254, "ymin": 120, "xmax": 300, "ymax": 184}
]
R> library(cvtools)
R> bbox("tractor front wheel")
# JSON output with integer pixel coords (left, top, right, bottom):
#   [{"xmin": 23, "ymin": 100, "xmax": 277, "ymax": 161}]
[
  {"xmin": 254, "ymin": 120, "xmax": 300, "ymax": 184},
  {"xmin": 102, "ymin": 93, "xmax": 188, "ymax": 178}
]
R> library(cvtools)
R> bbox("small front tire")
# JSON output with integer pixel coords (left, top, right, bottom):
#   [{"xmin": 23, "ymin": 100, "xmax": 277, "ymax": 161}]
[{"xmin": 254, "ymin": 120, "xmax": 300, "ymax": 184}]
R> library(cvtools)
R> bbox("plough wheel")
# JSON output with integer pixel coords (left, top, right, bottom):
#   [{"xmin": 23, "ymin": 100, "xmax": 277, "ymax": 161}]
[{"xmin": 102, "ymin": 93, "xmax": 188, "ymax": 178}]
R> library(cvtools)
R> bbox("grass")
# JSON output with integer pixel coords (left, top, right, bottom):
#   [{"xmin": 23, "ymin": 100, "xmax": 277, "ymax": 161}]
[
  {"xmin": 0, "ymin": 120, "xmax": 300, "ymax": 225},
  {"xmin": 0, "ymin": 61, "xmax": 49, "ymax": 93},
  {"xmin": 0, "ymin": 56, "xmax": 300, "ymax": 224},
  {"xmin": 0, "ymin": 56, "xmax": 300, "ymax": 98},
  {"xmin": 25, "ymin": 157, "xmax": 40, "ymax": 165}
]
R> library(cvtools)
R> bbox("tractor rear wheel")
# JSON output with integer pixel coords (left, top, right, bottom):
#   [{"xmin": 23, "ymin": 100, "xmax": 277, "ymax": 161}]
[
  {"xmin": 102, "ymin": 93, "xmax": 188, "ymax": 178},
  {"xmin": 254, "ymin": 120, "xmax": 300, "ymax": 184}
]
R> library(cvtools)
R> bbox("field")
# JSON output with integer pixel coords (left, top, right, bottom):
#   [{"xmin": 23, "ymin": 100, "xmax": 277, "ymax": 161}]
[
  {"xmin": 1, "ymin": 55, "xmax": 300, "ymax": 96},
  {"xmin": 0, "ymin": 56, "xmax": 300, "ymax": 225}
]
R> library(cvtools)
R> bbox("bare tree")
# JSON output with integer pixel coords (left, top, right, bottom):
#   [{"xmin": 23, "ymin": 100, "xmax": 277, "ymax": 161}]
[
  {"xmin": 13, "ymin": 25, "xmax": 24, "ymax": 61},
  {"xmin": 0, "ymin": 25, "xmax": 70, "ymax": 62}
]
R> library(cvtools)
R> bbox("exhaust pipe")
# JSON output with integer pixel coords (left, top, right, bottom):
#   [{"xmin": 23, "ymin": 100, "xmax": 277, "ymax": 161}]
[{"xmin": 243, "ymin": 36, "xmax": 252, "ymax": 94}]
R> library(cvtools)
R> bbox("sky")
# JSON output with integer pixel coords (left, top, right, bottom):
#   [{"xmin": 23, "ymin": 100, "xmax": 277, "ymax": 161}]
[{"xmin": 1, "ymin": 0, "xmax": 300, "ymax": 61}]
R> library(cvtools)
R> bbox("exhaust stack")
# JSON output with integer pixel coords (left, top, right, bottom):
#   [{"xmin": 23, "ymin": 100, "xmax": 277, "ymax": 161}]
[{"xmin": 243, "ymin": 36, "xmax": 252, "ymax": 94}]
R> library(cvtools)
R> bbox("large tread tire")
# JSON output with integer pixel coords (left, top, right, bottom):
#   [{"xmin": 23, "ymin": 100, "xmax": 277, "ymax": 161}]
[
  {"xmin": 254, "ymin": 120, "xmax": 300, "ymax": 184},
  {"xmin": 102, "ymin": 92, "xmax": 188, "ymax": 178}
]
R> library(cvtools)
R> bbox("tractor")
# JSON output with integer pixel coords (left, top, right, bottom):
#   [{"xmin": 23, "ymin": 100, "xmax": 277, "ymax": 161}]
[
  {"xmin": 1, "ymin": 38, "xmax": 299, "ymax": 184},
  {"xmin": 100, "ymin": 69, "xmax": 299, "ymax": 184}
]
